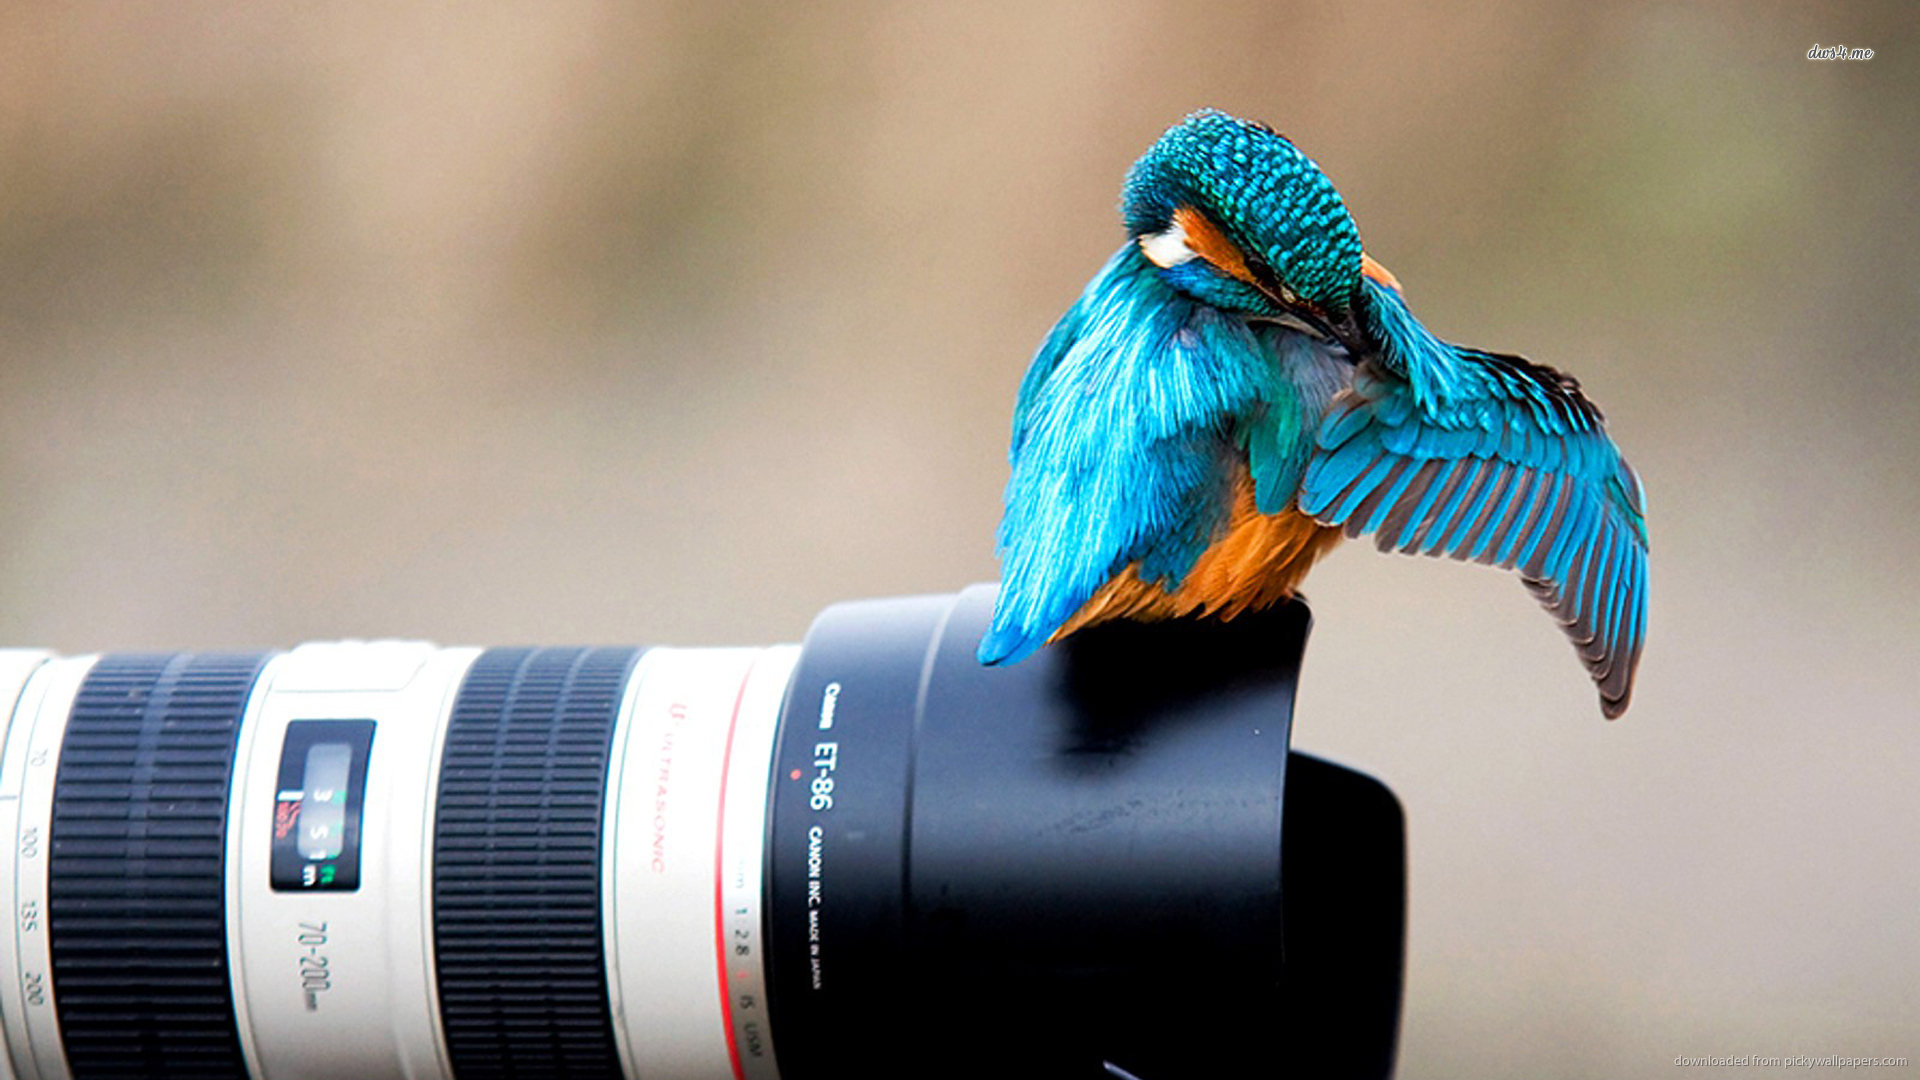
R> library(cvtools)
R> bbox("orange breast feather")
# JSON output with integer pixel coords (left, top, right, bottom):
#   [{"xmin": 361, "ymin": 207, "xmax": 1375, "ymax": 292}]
[{"xmin": 1055, "ymin": 469, "xmax": 1341, "ymax": 639}]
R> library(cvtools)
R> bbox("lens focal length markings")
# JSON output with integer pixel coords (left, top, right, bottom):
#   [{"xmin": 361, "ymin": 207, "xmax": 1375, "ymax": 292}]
[
  {"xmin": 716, "ymin": 646, "xmax": 798, "ymax": 1080},
  {"xmin": 605, "ymin": 648, "xmax": 775, "ymax": 1080},
  {"xmin": 224, "ymin": 642, "xmax": 474, "ymax": 1080},
  {"xmin": 1, "ymin": 652, "xmax": 81, "ymax": 1080}
]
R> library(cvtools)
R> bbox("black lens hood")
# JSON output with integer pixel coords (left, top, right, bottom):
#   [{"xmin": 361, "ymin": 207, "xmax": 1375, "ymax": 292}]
[{"xmin": 765, "ymin": 585, "xmax": 1402, "ymax": 1079}]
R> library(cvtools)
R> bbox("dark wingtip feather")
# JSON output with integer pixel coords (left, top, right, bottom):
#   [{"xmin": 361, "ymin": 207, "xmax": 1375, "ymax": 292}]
[{"xmin": 1524, "ymin": 573, "xmax": 1643, "ymax": 720}]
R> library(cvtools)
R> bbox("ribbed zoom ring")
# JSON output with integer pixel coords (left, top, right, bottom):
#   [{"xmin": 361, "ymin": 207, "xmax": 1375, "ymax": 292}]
[
  {"xmin": 433, "ymin": 646, "xmax": 640, "ymax": 1078},
  {"xmin": 49, "ymin": 651, "xmax": 271, "ymax": 1080}
]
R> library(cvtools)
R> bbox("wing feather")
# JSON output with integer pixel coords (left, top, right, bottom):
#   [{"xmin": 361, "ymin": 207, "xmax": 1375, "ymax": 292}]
[{"xmin": 1301, "ymin": 327, "xmax": 1649, "ymax": 717}]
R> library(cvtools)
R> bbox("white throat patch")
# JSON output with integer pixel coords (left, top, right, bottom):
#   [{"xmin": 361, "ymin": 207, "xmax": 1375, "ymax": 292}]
[{"xmin": 1139, "ymin": 220, "xmax": 1199, "ymax": 269}]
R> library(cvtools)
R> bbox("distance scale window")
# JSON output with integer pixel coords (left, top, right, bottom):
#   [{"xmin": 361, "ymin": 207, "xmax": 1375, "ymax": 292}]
[{"xmin": 270, "ymin": 720, "xmax": 376, "ymax": 891}]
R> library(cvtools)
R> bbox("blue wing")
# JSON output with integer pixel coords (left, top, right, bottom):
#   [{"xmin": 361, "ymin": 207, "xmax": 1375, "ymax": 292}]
[
  {"xmin": 981, "ymin": 244, "xmax": 1282, "ymax": 665},
  {"xmin": 1299, "ymin": 279, "xmax": 1649, "ymax": 717}
]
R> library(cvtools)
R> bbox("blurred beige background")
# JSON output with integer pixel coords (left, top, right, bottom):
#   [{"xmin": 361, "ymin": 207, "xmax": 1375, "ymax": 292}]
[{"xmin": 3, "ymin": 3, "xmax": 1915, "ymax": 1076}]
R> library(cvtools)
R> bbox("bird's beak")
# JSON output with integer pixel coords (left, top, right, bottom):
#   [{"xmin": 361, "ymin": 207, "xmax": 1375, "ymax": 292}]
[
  {"xmin": 1282, "ymin": 302, "xmax": 1366, "ymax": 360},
  {"xmin": 1325, "ymin": 306, "xmax": 1367, "ymax": 360}
]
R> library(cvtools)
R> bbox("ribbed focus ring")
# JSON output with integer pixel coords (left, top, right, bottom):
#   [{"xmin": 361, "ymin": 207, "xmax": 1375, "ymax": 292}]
[
  {"xmin": 433, "ymin": 646, "xmax": 639, "ymax": 1078},
  {"xmin": 49, "ymin": 651, "xmax": 270, "ymax": 1080}
]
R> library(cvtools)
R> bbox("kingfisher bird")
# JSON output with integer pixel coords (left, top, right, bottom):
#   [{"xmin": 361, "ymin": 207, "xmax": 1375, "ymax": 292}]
[{"xmin": 979, "ymin": 109, "xmax": 1648, "ymax": 718}]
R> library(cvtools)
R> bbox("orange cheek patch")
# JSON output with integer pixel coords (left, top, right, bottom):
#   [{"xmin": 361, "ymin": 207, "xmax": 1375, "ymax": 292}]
[
  {"xmin": 1361, "ymin": 252, "xmax": 1402, "ymax": 294},
  {"xmin": 1171, "ymin": 205, "xmax": 1257, "ymax": 287}
]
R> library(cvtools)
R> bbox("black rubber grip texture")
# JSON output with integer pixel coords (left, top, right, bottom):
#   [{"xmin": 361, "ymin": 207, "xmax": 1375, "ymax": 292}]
[
  {"xmin": 433, "ymin": 646, "xmax": 640, "ymax": 1078},
  {"xmin": 49, "ymin": 651, "xmax": 271, "ymax": 1080}
]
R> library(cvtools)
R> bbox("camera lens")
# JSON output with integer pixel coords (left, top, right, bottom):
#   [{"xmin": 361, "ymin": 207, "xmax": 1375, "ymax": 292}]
[{"xmin": 0, "ymin": 585, "xmax": 1402, "ymax": 1080}]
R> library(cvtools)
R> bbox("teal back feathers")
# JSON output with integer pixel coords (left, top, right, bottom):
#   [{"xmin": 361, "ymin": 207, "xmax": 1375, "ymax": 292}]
[{"xmin": 980, "ymin": 243, "xmax": 1305, "ymax": 665}]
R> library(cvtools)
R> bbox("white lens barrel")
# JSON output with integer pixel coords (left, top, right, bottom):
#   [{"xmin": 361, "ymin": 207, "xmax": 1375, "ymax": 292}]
[
  {"xmin": 0, "ymin": 649, "xmax": 69, "ymax": 1080},
  {"xmin": 714, "ymin": 647, "xmax": 797, "ymax": 1080},
  {"xmin": 0, "ymin": 642, "xmax": 799, "ymax": 1080},
  {"xmin": 605, "ymin": 646, "xmax": 797, "ymax": 1080},
  {"xmin": 227, "ymin": 642, "xmax": 480, "ymax": 1080}
]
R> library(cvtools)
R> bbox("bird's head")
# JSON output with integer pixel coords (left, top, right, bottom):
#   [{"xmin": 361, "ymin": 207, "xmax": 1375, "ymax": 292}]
[{"xmin": 1122, "ymin": 110, "xmax": 1370, "ymax": 353}]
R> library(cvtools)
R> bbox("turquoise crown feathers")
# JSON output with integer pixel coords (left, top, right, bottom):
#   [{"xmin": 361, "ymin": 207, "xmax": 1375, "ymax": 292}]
[{"xmin": 1122, "ymin": 109, "xmax": 1364, "ymax": 316}]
